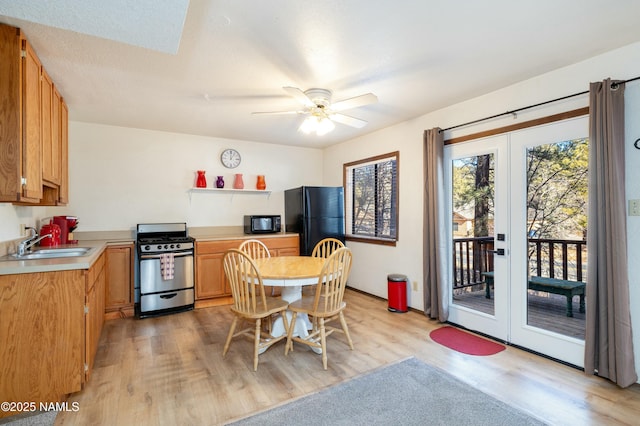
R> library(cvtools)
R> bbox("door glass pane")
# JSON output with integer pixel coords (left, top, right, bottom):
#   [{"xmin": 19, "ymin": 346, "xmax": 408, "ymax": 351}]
[
  {"xmin": 526, "ymin": 138, "xmax": 588, "ymax": 339},
  {"xmin": 452, "ymin": 154, "xmax": 495, "ymax": 315}
]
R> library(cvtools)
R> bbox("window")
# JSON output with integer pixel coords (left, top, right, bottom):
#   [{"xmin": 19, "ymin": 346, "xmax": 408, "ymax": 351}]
[{"xmin": 343, "ymin": 151, "xmax": 399, "ymax": 245}]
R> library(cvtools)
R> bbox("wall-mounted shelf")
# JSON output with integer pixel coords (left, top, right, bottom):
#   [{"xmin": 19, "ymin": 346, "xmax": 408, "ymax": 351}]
[
  {"xmin": 189, "ymin": 187, "xmax": 271, "ymax": 195},
  {"xmin": 188, "ymin": 187, "xmax": 272, "ymax": 202}
]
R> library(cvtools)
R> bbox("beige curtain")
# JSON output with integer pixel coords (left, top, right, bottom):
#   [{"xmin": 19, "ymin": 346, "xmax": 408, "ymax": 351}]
[
  {"xmin": 585, "ymin": 79, "xmax": 637, "ymax": 387},
  {"xmin": 423, "ymin": 128, "xmax": 448, "ymax": 321}
]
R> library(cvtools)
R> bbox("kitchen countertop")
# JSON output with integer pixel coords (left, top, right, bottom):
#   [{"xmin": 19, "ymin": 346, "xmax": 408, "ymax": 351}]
[
  {"xmin": 190, "ymin": 228, "xmax": 299, "ymax": 242},
  {"xmin": 0, "ymin": 226, "xmax": 298, "ymax": 275},
  {"xmin": 0, "ymin": 240, "xmax": 108, "ymax": 275}
]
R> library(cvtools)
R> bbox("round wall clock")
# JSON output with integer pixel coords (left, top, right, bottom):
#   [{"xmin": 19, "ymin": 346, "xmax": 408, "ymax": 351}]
[{"xmin": 220, "ymin": 148, "xmax": 241, "ymax": 169}]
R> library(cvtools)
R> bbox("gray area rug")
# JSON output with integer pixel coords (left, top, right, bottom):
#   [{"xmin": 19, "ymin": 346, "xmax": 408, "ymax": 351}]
[
  {"xmin": 228, "ymin": 357, "xmax": 547, "ymax": 426},
  {"xmin": 0, "ymin": 411, "xmax": 56, "ymax": 426}
]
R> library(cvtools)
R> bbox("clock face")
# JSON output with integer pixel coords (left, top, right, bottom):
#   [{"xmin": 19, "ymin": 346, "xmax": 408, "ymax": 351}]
[{"xmin": 220, "ymin": 149, "xmax": 241, "ymax": 169}]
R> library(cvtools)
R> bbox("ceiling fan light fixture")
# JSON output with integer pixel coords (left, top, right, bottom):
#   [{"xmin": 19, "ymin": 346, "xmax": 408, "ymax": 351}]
[
  {"xmin": 299, "ymin": 115, "xmax": 335, "ymax": 136},
  {"xmin": 256, "ymin": 86, "xmax": 376, "ymax": 135},
  {"xmin": 299, "ymin": 116, "xmax": 317, "ymax": 134},
  {"xmin": 316, "ymin": 117, "xmax": 335, "ymax": 135}
]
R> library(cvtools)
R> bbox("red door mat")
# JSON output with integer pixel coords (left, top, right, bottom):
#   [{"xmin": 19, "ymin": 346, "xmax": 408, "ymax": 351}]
[{"xmin": 429, "ymin": 326, "xmax": 506, "ymax": 356}]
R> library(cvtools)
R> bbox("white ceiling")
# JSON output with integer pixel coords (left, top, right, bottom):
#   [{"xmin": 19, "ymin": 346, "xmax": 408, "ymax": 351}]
[{"xmin": 1, "ymin": 0, "xmax": 640, "ymax": 148}]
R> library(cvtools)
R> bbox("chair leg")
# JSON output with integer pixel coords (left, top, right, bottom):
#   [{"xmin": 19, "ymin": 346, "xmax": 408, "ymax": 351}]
[
  {"xmin": 339, "ymin": 311, "xmax": 354, "ymax": 350},
  {"xmin": 223, "ymin": 316, "xmax": 238, "ymax": 357},
  {"xmin": 319, "ymin": 318, "xmax": 328, "ymax": 370},
  {"xmin": 285, "ymin": 312, "xmax": 298, "ymax": 355},
  {"xmin": 253, "ymin": 319, "xmax": 262, "ymax": 371}
]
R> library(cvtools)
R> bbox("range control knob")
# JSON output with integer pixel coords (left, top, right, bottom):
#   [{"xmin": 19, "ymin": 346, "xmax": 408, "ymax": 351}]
[
  {"xmin": 145, "ymin": 245, "xmax": 150, "ymax": 251},
  {"xmin": 176, "ymin": 244, "xmax": 181, "ymax": 249},
  {"xmin": 157, "ymin": 245, "xmax": 162, "ymax": 251},
  {"xmin": 164, "ymin": 244, "xmax": 169, "ymax": 249},
  {"xmin": 170, "ymin": 244, "xmax": 175, "ymax": 249}
]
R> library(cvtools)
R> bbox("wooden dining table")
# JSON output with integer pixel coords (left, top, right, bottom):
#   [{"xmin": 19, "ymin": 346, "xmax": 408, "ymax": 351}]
[{"xmin": 253, "ymin": 256, "xmax": 325, "ymax": 340}]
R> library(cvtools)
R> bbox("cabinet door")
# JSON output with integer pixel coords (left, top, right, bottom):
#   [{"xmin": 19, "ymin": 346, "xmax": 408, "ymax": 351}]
[
  {"xmin": 85, "ymin": 253, "xmax": 106, "ymax": 383},
  {"xmin": 195, "ymin": 253, "xmax": 227, "ymax": 299},
  {"xmin": 21, "ymin": 38, "xmax": 42, "ymax": 200},
  {"xmin": 50, "ymin": 85, "xmax": 61, "ymax": 185},
  {"xmin": 0, "ymin": 270, "xmax": 84, "ymax": 412},
  {"xmin": 41, "ymin": 68, "xmax": 54, "ymax": 183},
  {"xmin": 105, "ymin": 244, "xmax": 134, "ymax": 311},
  {"xmin": 58, "ymin": 99, "xmax": 69, "ymax": 204},
  {"xmin": 85, "ymin": 278, "xmax": 98, "ymax": 382}
]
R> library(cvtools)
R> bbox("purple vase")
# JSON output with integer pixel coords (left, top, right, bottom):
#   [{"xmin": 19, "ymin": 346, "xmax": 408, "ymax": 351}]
[{"xmin": 216, "ymin": 176, "xmax": 225, "ymax": 188}]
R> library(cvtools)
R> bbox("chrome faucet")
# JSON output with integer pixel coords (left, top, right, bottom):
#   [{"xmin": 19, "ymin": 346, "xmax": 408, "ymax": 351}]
[{"xmin": 17, "ymin": 228, "xmax": 52, "ymax": 256}]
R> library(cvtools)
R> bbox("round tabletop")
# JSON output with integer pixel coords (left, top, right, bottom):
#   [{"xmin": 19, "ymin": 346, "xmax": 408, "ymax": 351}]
[{"xmin": 253, "ymin": 256, "xmax": 325, "ymax": 281}]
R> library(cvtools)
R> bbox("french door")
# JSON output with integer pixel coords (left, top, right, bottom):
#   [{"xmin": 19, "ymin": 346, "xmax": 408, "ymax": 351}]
[{"xmin": 445, "ymin": 116, "xmax": 588, "ymax": 367}]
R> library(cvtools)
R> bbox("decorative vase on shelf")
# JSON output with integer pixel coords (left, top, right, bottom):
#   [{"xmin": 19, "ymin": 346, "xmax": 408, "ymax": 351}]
[
  {"xmin": 216, "ymin": 176, "xmax": 225, "ymax": 188},
  {"xmin": 233, "ymin": 173, "xmax": 244, "ymax": 189},
  {"xmin": 256, "ymin": 175, "xmax": 266, "ymax": 190},
  {"xmin": 196, "ymin": 170, "xmax": 207, "ymax": 188}
]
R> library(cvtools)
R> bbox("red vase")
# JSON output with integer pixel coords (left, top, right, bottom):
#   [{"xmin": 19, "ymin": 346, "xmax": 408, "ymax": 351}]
[
  {"xmin": 196, "ymin": 170, "xmax": 207, "ymax": 188},
  {"xmin": 256, "ymin": 175, "xmax": 266, "ymax": 190}
]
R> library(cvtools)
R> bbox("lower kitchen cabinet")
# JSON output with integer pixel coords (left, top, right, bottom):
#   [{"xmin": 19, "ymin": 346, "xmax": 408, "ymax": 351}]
[
  {"xmin": 0, "ymin": 251, "xmax": 106, "ymax": 419},
  {"xmin": 85, "ymin": 251, "xmax": 106, "ymax": 382},
  {"xmin": 195, "ymin": 235, "xmax": 299, "ymax": 306},
  {"xmin": 105, "ymin": 242, "xmax": 134, "ymax": 319}
]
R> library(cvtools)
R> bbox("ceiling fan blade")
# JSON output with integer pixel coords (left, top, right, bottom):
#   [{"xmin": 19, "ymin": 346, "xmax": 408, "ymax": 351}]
[
  {"xmin": 331, "ymin": 93, "xmax": 378, "ymax": 112},
  {"xmin": 251, "ymin": 110, "xmax": 303, "ymax": 115},
  {"xmin": 283, "ymin": 86, "xmax": 316, "ymax": 108},
  {"xmin": 329, "ymin": 113, "xmax": 368, "ymax": 128}
]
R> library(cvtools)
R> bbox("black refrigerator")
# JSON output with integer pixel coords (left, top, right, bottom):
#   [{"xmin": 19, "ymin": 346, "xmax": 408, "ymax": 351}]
[{"xmin": 284, "ymin": 186, "xmax": 345, "ymax": 256}]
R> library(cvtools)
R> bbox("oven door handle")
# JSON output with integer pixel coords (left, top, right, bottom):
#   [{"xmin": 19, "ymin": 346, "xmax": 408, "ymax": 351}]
[
  {"xmin": 140, "ymin": 251, "xmax": 193, "ymax": 260},
  {"xmin": 159, "ymin": 293, "xmax": 178, "ymax": 300}
]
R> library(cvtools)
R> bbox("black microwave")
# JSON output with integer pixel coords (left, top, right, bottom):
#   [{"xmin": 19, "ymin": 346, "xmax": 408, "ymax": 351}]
[{"xmin": 244, "ymin": 215, "xmax": 281, "ymax": 234}]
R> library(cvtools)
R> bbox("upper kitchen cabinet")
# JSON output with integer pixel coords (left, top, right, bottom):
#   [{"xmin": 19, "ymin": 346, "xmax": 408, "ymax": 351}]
[
  {"xmin": 0, "ymin": 24, "xmax": 41, "ymax": 202},
  {"xmin": 0, "ymin": 23, "xmax": 69, "ymax": 205},
  {"xmin": 58, "ymin": 98, "xmax": 69, "ymax": 204}
]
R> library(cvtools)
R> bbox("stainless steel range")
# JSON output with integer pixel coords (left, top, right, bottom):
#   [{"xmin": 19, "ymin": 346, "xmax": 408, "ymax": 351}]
[{"xmin": 136, "ymin": 223, "xmax": 195, "ymax": 318}]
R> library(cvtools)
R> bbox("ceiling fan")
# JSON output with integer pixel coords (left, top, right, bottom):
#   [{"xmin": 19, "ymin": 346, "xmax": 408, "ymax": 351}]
[{"xmin": 252, "ymin": 87, "xmax": 377, "ymax": 135}]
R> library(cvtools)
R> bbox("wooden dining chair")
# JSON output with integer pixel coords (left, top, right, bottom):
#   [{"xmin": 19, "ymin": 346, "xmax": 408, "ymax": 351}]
[
  {"xmin": 311, "ymin": 237, "xmax": 345, "ymax": 258},
  {"xmin": 239, "ymin": 239, "xmax": 271, "ymax": 260},
  {"xmin": 222, "ymin": 249, "xmax": 289, "ymax": 371},
  {"xmin": 305, "ymin": 238, "xmax": 346, "ymax": 297},
  {"xmin": 285, "ymin": 247, "xmax": 354, "ymax": 370},
  {"xmin": 239, "ymin": 238, "xmax": 279, "ymax": 298}
]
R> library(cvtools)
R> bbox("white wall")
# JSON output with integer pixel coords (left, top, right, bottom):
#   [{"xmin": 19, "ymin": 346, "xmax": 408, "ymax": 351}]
[
  {"xmin": 324, "ymin": 41, "xmax": 640, "ymax": 373},
  {"xmin": 53, "ymin": 123, "xmax": 323, "ymax": 232},
  {"xmin": 0, "ymin": 122, "xmax": 323, "ymax": 240}
]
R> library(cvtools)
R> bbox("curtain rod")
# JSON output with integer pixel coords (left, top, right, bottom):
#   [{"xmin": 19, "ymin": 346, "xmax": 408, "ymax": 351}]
[{"xmin": 439, "ymin": 75, "xmax": 640, "ymax": 133}]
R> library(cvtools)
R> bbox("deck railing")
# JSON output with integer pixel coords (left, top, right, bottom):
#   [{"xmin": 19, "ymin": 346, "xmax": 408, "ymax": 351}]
[
  {"xmin": 528, "ymin": 238, "xmax": 587, "ymax": 282},
  {"xmin": 453, "ymin": 237, "xmax": 587, "ymax": 290},
  {"xmin": 453, "ymin": 237, "xmax": 494, "ymax": 289}
]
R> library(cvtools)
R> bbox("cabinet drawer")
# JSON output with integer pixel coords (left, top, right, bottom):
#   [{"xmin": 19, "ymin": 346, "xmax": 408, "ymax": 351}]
[
  {"xmin": 141, "ymin": 288, "xmax": 194, "ymax": 313},
  {"xmin": 196, "ymin": 240, "xmax": 241, "ymax": 255},
  {"xmin": 263, "ymin": 235, "xmax": 299, "ymax": 251}
]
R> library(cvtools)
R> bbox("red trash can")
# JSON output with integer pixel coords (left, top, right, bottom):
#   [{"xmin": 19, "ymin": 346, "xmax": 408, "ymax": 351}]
[{"xmin": 387, "ymin": 274, "xmax": 408, "ymax": 313}]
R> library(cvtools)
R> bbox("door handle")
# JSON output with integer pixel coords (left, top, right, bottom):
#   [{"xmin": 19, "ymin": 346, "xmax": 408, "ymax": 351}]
[{"xmin": 487, "ymin": 248, "xmax": 505, "ymax": 256}]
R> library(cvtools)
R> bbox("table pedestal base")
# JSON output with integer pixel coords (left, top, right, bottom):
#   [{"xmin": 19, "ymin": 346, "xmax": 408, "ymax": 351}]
[{"xmin": 271, "ymin": 286, "xmax": 322, "ymax": 354}]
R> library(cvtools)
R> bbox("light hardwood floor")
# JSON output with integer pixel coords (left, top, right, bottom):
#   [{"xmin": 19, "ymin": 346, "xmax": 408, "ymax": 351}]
[{"xmin": 55, "ymin": 289, "xmax": 640, "ymax": 425}]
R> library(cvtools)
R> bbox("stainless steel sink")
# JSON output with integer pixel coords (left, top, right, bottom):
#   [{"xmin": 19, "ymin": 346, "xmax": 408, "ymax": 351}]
[{"xmin": 1, "ymin": 247, "xmax": 94, "ymax": 261}]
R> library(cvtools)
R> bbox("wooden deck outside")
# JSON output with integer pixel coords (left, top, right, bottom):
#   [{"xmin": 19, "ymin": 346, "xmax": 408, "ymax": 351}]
[{"xmin": 453, "ymin": 288, "xmax": 585, "ymax": 339}]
